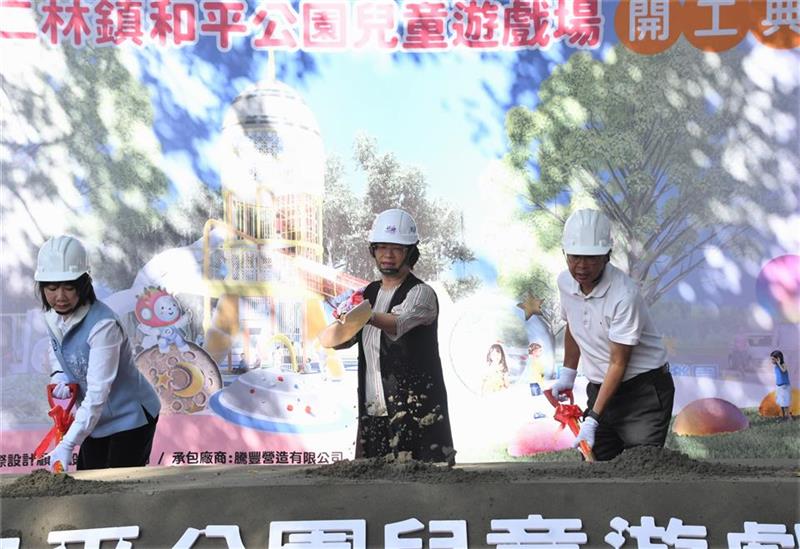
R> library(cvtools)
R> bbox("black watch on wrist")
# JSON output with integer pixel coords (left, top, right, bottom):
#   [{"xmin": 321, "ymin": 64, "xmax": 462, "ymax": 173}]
[{"xmin": 586, "ymin": 409, "xmax": 601, "ymax": 423}]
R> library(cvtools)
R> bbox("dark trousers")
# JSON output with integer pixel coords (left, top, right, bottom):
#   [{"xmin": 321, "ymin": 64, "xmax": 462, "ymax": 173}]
[
  {"xmin": 586, "ymin": 365, "xmax": 674, "ymax": 462},
  {"xmin": 77, "ymin": 409, "xmax": 158, "ymax": 470}
]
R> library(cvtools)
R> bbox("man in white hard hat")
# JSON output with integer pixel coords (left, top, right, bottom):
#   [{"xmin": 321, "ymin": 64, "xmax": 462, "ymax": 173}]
[
  {"xmin": 335, "ymin": 209, "xmax": 455, "ymax": 464},
  {"xmin": 35, "ymin": 236, "xmax": 161, "ymax": 472},
  {"xmin": 550, "ymin": 209, "xmax": 674, "ymax": 461}
]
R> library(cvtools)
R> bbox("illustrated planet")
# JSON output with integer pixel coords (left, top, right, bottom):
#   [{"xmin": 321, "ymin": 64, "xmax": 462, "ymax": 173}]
[{"xmin": 672, "ymin": 398, "xmax": 749, "ymax": 436}]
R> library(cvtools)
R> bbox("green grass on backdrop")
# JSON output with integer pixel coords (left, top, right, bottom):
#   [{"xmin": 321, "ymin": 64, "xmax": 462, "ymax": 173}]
[{"xmin": 503, "ymin": 409, "xmax": 800, "ymax": 462}]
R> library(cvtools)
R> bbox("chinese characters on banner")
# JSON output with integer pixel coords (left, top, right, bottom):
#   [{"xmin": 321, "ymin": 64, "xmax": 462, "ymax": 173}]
[
  {"xmin": 4, "ymin": 1, "xmax": 797, "ymax": 52},
  {"xmin": 616, "ymin": 0, "xmax": 800, "ymax": 52},
  {"xmin": 2, "ymin": 1, "xmax": 798, "ymax": 53},
  {"xmin": 0, "ymin": 517, "xmax": 798, "ymax": 548},
  {"xmin": 0, "ymin": 450, "xmax": 344, "ymax": 468},
  {"xmin": 0, "ymin": 0, "xmax": 607, "ymax": 50}
]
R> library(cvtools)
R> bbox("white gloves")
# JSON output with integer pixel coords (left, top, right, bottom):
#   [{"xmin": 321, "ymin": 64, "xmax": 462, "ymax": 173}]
[
  {"xmin": 51, "ymin": 372, "xmax": 72, "ymax": 400},
  {"xmin": 550, "ymin": 367, "xmax": 577, "ymax": 399},
  {"xmin": 573, "ymin": 416, "xmax": 598, "ymax": 450},
  {"xmin": 48, "ymin": 440, "xmax": 76, "ymax": 473}
]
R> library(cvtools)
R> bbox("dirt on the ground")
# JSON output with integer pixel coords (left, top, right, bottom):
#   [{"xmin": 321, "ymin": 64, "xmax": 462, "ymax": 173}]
[
  {"xmin": 1, "ymin": 469, "xmax": 133, "ymax": 498},
  {"xmin": 307, "ymin": 451, "xmax": 506, "ymax": 483},
  {"xmin": 540, "ymin": 445, "xmax": 782, "ymax": 480},
  {"xmin": 2, "ymin": 447, "xmax": 794, "ymax": 498},
  {"xmin": 308, "ymin": 446, "xmax": 795, "ymax": 482}
]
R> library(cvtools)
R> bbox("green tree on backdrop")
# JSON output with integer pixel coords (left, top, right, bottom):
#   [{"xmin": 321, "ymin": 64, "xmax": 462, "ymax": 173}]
[
  {"xmin": 323, "ymin": 134, "xmax": 479, "ymax": 299},
  {"xmin": 2, "ymin": 46, "xmax": 220, "ymax": 302},
  {"xmin": 503, "ymin": 41, "xmax": 799, "ymax": 333}
]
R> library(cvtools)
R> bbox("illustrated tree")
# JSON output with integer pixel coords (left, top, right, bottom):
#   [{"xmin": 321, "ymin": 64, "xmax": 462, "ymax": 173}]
[
  {"xmin": 323, "ymin": 134, "xmax": 479, "ymax": 298},
  {"xmin": 2, "ymin": 42, "xmax": 319, "ymax": 311},
  {"xmin": 1, "ymin": 45, "xmax": 223, "ymax": 307},
  {"xmin": 503, "ymin": 41, "xmax": 798, "ymax": 330}
]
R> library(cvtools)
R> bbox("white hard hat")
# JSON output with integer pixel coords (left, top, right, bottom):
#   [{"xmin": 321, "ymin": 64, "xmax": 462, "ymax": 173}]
[
  {"xmin": 34, "ymin": 235, "xmax": 90, "ymax": 282},
  {"xmin": 562, "ymin": 209, "xmax": 612, "ymax": 255},
  {"xmin": 369, "ymin": 209, "xmax": 419, "ymax": 245}
]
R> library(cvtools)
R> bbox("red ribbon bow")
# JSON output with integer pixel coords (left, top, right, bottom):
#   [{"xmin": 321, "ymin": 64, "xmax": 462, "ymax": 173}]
[{"xmin": 552, "ymin": 402, "xmax": 584, "ymax": 437}]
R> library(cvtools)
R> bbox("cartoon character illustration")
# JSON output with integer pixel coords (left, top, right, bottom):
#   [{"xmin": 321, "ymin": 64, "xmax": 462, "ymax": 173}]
[
  {"xmin": 528, "ymin": 342, "xmax": 545, "ymax": 395},
  {"xmin": 135, "ymin": 287, "xmax": 191, "ymax": 354},
  {"xmin": 482, "ymin": 343, "xmax": 510, "ymax": 395}
]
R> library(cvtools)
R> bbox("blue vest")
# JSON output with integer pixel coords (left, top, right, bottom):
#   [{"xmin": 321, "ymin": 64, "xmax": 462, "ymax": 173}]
[
  {"xmin": 48, "ymin": 300, "xmax": 161, "ymax": 438},
  {"xmin": 775, "ymin": 364, "xmax": 790, "ymax": 387}
]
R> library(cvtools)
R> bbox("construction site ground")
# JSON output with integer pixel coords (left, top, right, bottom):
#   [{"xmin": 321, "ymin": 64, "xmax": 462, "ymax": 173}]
[{"xmin": 1, "ymin": 447, "xmax": 798, "ymax": 548}]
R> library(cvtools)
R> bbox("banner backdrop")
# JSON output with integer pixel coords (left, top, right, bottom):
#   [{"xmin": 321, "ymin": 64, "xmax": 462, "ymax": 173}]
[{"xmin": 1, "ymin": 0, "xmax": 799, "ymax": 473}]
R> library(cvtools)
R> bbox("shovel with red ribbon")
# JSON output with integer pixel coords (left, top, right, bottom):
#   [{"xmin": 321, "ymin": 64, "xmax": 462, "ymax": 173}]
[
  {"xmin": 544, "ymin": 388, "xmax": 595, "ymax": 462},
  {"xmin": 33, "ymin": 383, "xmax": 79, "ymax": 472}
]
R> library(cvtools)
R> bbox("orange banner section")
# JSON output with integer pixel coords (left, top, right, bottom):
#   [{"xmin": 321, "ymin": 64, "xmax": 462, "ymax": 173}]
[{"xmin": 616, "ymin": 0, "xmax": 800, "ymax": 55}]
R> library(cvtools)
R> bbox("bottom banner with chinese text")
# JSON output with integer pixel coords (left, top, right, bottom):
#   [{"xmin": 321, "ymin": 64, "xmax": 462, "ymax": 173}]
[{"xmin": 1, "ymin": 462, "xmax": 798, "ymax": 548}]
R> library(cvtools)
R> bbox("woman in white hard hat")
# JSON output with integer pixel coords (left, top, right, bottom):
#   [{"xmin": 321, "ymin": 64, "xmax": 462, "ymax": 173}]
[
  {"xmin": 335, "ymin": 209, "xmax": 455, "ymax": 463},
  {"xmin": 35, "ymin": 235, "xmax": 161, "ymax": 472},
  {"xmin": 550, "ymin": 209, "xmax": 674, "ymax": 461}
]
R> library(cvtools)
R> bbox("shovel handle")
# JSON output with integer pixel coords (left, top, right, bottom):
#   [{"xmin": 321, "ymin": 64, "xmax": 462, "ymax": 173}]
[
  {"xmin": 578, "ymin": 440, "xmax": 595, "ymax": 462},
  {"xmin": 46, "ymin": 383, "xmax": 79, "ymax": 413},
  {"xmin": 544, "ymin": 388, "xmax": 574, "ymax": 408}
]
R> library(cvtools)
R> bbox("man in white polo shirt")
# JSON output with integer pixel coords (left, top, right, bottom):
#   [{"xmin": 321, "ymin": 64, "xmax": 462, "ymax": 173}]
[{"xmin": 550, "ymin": 209, "xmax": 675, "ymax": 461}]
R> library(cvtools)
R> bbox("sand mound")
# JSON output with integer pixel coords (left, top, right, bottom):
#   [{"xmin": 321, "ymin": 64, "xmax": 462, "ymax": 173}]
[
  {"xmin": 306, "ymin": 453, "xmax": 505, "ymax": 483},
  {"xmin": 575, "ymin": 446, "xmax": 767, "ymax": 480},
  {"xmin": 1, "ymin": 469, "xmax": 131, "ymax": 498},
  {"xmin": 309, "ymin": 446, "xmax": 781, "ymax": 482}
]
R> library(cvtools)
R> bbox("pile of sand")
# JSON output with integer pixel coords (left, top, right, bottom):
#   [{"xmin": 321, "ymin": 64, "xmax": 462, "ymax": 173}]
[
  {"xmin": 1, "ymin": 469, "xmax": 131, "ymax": 498},
  {"xmin": 309, "ymin": 446, "xmax": 787, "ymax": 482},
  {"xmin": 3, "ymin": 447, "xmax": 791, "ymax": 498},
  {"xmin": 547, "ymin": 446, "xmax": 773, "ymax": 480},
  {"xmin": 307, "ymin": 453, "xmax": 505, "ymax": 483}
]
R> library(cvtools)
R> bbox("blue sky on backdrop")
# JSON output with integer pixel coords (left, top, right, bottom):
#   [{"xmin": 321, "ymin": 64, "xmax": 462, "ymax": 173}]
[
  {"xmin": 129, "ymin": 4, "xmax": 798, "ymax": 305},
  {"xmin": 136, "ymin": 1, "xmax": 621, "ymax": 268}
]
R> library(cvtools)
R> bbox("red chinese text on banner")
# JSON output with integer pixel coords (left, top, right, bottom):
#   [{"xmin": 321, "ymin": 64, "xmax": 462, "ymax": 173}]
[
  {"xmin": 402, "ymin": 1, "xmax": 449, "ymax": 49},
  {"xmin": 553, "ymin": 0, "xmax": 604, "ymax": 48},
  {"xmin": 452, "ymin": 0, "xmax": 501, "ymax": 48},
  {"xmin": 302, "ymin": 1, "xmax": 348, "ymax": 49},
  {"xmin": 94, "ymin": 0, "xmax": 117, "ymax": 45},
  {"xmin": 40, "ymin": 0, "xmax": 64, "ymax": 45},
  {"xmin": 503, "ymin": 0, "xmax": 551, "ymax": 48},
  {"xmin": 353, "ymin": 0, "xmax": 400, "ymax": 49},
  {"xmin": 200, "ymin": 1, "xmax": 247, "ymax": 51},
  {"xmin": 115, "ymin": 1, "xmax": 145, "ymax": 45},
  {"xmin": 252, "ymin": 1, "xmax": 299, "ymax": 49},
  {"xmin": 150, "ymin": 0, "xmax": 198, "ymax": 46},
  {"xmin": 1, "ymin": 0, "xmax": 38, "ymax": 40},
  {"xmin": 63, "ymin": 0, "xmax": 92, "ymax": 46}
]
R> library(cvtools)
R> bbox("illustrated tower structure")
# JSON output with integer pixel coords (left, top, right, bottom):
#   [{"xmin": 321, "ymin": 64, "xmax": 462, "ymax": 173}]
[{"xmin": 202, "ymin": 66, "xmax": 363, "ymax": 372}]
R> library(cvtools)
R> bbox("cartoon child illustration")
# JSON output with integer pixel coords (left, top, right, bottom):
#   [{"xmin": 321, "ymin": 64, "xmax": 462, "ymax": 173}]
[
  {"xmin": 135, "ymin": 287, "xmax": 191, "ymax": 354},
  {"xmin": 481, "ymin": 343, "xmax": 510, "ymax": 395},
  {"xmin": 771, "ymin": 349, "xmax": 793, "ymax": 420},
  {"xmin": 528, "ymin": 342, "xmax": 544, "ymax": 396}
]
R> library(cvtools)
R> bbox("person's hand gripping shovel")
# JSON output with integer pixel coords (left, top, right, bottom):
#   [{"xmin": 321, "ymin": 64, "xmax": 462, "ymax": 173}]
[
  {"xmin": 320, "ymin": 289, "xmax": 373, "ymax": 349},
  {"xmin": 544, "ymin": 388, "xmax": 596, "ymax": 462},
  {"xmin": 33, "ymin": 382, "xmax": 79, "ymax": 473}
]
